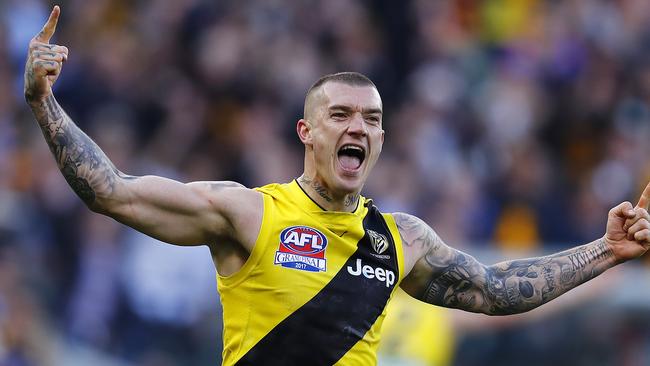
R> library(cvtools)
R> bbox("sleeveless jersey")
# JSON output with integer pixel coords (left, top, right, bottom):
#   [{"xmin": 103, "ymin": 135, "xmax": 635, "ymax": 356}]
[{"xmin": 217, "ymin": 180, "xmax": 405, "ymax": 365}]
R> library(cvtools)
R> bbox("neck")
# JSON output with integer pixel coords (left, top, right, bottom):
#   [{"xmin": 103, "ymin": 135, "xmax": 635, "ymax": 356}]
[{"xmin": 297, "ymin": 175, "xmax": 360, "ymax": 212}]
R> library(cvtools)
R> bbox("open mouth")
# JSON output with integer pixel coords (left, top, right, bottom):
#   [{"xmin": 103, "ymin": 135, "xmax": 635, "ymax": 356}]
[{"xmin": 337, "ymin": 144, "xmax": 366, "ymax": 171}]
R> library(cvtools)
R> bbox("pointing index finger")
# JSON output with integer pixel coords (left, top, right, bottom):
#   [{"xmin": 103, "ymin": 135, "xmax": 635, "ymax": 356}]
[
  {"xmin": 636, "ymin": 181, "xmax": 650, "ymax": 210},
  {"xmin": 35, "ymin": 5, "xmax": 60, "ymax": 43}
]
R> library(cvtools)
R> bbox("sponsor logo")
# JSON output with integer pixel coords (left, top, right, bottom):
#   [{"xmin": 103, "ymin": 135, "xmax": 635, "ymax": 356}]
[
  {"xmin": 368, "ymin": 230, "xmax": 389, "ymax": 259},
  {"xmin": 347, "ymin": 259, "xmax": 396, "ymax": 288},
  {"xmin": 275, "ymin": 226, "xmax": 328, "ymax": 272}
]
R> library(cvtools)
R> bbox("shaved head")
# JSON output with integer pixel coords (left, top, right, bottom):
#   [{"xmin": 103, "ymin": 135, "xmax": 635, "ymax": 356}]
[{"xmin": 304, "ymin": 72, "xmax": 379, "ymax": 121}]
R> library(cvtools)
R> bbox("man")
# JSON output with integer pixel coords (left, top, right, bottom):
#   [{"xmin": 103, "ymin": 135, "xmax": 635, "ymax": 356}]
[{"xmin": 25, "ymin": 6, "xmax": 650, "ymax": 366}]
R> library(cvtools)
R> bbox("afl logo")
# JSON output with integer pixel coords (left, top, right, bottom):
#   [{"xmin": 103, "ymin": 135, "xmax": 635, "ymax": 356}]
[
  {"xmin": 280, "ymin": 226, "xmax": 328, "ymax": 254},
  {"xmin": 275, "ymin": 226, "xmax": 328, "ymax": 272}
]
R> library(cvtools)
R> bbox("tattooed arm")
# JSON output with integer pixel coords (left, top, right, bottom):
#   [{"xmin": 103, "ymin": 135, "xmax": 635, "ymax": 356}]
[
  {"xmin": 394, "ymin": 190, "xmax": 650, "ymax": 315},
  {"xmin": 24, "ymin": 7, "xmax": 261, "ymax": 249}
]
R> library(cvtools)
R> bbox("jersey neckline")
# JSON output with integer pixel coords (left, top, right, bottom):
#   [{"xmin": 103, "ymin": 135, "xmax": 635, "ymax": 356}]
[{"xmin": 290, "ymin": 179, "xmax": 364, "ymax": 216}]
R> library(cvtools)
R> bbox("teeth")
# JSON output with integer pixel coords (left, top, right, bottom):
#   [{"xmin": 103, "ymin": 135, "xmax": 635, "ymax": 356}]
[{"xmin": 341, "ymin": 145, "xmax": 364, "ymax": 153}]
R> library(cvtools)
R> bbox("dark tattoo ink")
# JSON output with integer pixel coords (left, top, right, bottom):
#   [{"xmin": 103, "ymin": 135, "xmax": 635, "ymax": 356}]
[
  {"xmin": 297, "ymin": 175, "xmax": 333, "ymax": 202},
  {"xmin": 344, "ymin": 194, "xmax": 359, "ymax": 207},
  {"xmin": 45, "ymin": 95, "xmax": 62, "ymax": 120},
  {"xmin": 398, "ymin": 213, "xmax": 616, "ymax": 315},
  {"xmin": 31, "ymin": 95, "xmax": 124, "ymax": 206},
  {"xmin": 567, "ymin": 239, "xmax": 612, "ymax": 271},
  {"xmin": 393, "ymin": 213, "xmax": 439, "ymax": 251}
]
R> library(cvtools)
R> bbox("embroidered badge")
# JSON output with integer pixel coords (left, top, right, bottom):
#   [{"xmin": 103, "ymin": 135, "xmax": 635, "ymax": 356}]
[
  {"xmin": 275, "ymin": 226, "xmax": 328, "ymax": 272},
  {"xmin": 368, "ymin": 230, "xmax": 388, "ymax": 255}
]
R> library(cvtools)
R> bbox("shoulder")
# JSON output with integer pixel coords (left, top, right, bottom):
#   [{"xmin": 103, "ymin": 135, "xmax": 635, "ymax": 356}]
[
  {"xmin": 187, "ymin": 180, "xmax": 262, "ymax": 208},
  {"xmin": 188, "ymin": 180, "xmax": 264, "ymax": 248},
  {"xmin": 390, "ymin": 212, "xmax": 439, "ymax": 247},
  {"xmin": 390, "ymin": 212, "xmax": 442, "ymax": 273}
]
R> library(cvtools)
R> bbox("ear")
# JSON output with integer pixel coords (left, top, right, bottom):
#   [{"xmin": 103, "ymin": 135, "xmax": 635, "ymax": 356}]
[{"xmin": 297, "ymin": 119, "xmax": 313, "ymax": 145}]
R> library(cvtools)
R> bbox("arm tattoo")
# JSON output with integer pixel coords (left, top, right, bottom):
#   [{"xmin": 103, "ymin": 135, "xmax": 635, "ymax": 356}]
[
  {"xmin": 397, "ymin": 212, "xmax": 616, "ymax": 315},
  {"xmin": 30, "ymin": 95, "xmax": 132, "ymax": 206},
  {"xmin": 478, "ymin": 240, "xmax": 614, "ymax": 315},
  {"xmin": 394, "ymin": 212, "xmax": 440, "ymax": 251}
]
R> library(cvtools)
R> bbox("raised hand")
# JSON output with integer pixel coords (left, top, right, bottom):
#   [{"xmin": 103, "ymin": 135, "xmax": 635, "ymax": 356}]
[
  {"xmin": 24, "ymin": 6, "xmax": 69, "ymax": 103},
  {"xmin": 605, "ymin": 182, "xmax": 650, "ymax": 263}
]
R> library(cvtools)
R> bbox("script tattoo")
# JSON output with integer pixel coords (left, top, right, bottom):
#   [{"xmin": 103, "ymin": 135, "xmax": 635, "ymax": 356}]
[
  {"xmin": 297, "ymin": 175, "xmax": 332, "ymax": 202},
  {"xmin": 344, "ymin": 193, "xmax": 360, "ymax": 208},
  {"xmin": 397, "ymin": 212, "xmax": 616, "ymax": 315},
  {"xmin": 30, "ymin": 95, "xmax": 130, "ymax": 205}
]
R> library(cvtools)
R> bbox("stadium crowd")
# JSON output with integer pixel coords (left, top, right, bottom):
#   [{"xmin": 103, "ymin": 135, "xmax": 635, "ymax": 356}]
[{"xmin": 2, "ymin": 0, "xmax": 650, "ymax": 365}]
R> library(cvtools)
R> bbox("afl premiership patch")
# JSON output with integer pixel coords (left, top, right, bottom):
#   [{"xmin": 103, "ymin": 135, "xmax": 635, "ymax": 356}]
[{"xmin": 275, "ymin": 226, "xmax": 328, "ymax": 272}]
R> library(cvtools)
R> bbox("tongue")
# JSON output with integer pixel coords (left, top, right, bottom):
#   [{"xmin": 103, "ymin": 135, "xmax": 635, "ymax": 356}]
[{"xmin": 339, "ymin": 155, "xmax": 361, "ymax": 170}]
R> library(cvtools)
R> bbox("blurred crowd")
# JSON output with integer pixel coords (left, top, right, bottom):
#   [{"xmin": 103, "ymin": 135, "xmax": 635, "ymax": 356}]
[{"xmin": 2, "ymin": 0, "xmax": 650, "ymax": 365}]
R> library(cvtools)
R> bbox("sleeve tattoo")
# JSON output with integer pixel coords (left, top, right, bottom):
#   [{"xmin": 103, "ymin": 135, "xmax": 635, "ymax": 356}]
[
  {"xmin": 394, "ymin": 213, "xmax": 615, "ymax": 315},
  {"xmin": 30, "ymin": 95, "xmax": 133, "ymax": 207}
]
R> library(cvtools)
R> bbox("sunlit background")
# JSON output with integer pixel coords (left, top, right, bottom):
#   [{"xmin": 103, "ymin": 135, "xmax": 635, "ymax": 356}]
[{"xmin": 2, "ymin": 0, "xmax": 650, "ymax": 365}]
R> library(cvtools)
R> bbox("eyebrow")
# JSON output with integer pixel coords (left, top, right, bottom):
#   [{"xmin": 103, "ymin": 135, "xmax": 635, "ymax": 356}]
[{"xmin": 328, "ymin": 104, "xmax": 383, "ymax": 115}]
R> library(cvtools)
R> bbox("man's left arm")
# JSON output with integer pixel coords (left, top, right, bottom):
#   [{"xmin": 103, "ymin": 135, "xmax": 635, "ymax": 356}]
[{"xmin": 395, "ymin": 183, "xmax": 650, "ymax": 315}]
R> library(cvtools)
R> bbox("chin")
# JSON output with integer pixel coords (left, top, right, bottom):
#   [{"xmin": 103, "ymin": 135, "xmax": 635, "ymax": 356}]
[{"xmin": 333, "ymin": 173, "xmax": 365, "ymax": 194}]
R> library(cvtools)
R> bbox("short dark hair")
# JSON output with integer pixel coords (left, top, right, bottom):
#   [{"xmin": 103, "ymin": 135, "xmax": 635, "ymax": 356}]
[
  {"xmin": 307, "ymin": 72, "xmax": 377, "ymax": 95},
  {"xmin": 303, "ymin": 72, "xmax": 378, "ymax": 118}
]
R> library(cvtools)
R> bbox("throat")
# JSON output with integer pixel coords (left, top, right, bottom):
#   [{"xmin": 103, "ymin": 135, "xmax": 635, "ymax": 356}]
[{"xmin": 296, "ymin": 176, "xmax": 360, "ymax": 212}]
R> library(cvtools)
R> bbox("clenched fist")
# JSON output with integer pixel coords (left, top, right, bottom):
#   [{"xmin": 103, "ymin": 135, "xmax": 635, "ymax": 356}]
[
  {"xmin": 24, "ymin": 6, "xmax": 69, "ymax": 103},
  {"xmin": 605, "ymin": 182, "xmax": 650, "ymax": 263}
]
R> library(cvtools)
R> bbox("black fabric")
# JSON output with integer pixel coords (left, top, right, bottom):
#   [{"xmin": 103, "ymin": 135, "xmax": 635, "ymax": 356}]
[{"xmin": 236, "ymin": 203, "xmax": 399, "ymax": 365}]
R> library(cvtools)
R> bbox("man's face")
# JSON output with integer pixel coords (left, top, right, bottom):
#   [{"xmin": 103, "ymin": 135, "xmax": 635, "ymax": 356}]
[{"xmin": 302, "ymin": 82, "xmax": 384, "ymax": 195}]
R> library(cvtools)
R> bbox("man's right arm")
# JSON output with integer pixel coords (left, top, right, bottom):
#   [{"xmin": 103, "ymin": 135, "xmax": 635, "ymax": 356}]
[{"xmin": 25, "ymin": 6, "xmax": 260, "ymax": 248}]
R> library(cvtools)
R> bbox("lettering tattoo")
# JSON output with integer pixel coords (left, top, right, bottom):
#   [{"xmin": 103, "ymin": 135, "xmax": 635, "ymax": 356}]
[
  {"xmin": 297, "ymin": 175, "xmax": 360, "ymax": 208},
  {"xmin": 30, "ymin": 95, "xmax": 131, "ymax": 205},
  {"xmin": 343, "ymin": 193, "xmax": 360, "ymax": 208},
  {"xmin": 298, "ymin": 175, "xmax": 333, "ymax": 202},
  {"xmin": 567, "ymin": 240, "xmax": 611, "ymax": 271},
  {"xmin": 395, "ymin": 212, "xmax": 616, "ymax": 315}
]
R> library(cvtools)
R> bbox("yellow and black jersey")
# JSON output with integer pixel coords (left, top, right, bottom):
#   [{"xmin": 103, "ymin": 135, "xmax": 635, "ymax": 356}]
[{"xmin": 217, "ymin": 180, "xmax": 405, "ymax": 365}]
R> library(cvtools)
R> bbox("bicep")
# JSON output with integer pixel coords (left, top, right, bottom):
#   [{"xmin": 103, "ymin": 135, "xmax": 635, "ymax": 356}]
[
  {"xmin": 402, "ymin": 243, "xmax": 489, "ymax": 312},
  {"xmin": 394, "ymin": 212, "xmax": 489, "ymax": 312},
  {"xmin": 102, "ymin": 175, "xmax": 251, "ymax": 245}
]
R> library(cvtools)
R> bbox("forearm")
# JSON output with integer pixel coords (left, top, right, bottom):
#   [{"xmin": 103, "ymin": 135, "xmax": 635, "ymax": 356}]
[
  {"xmin": 481, "ymin": 238, "xmax": 615, "ymax": 315},
  {"xmin": 28, "ymin": 95, "xmax": 130, "ymax": 209}
]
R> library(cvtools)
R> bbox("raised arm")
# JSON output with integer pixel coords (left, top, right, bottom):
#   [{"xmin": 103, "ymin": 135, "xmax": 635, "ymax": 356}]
[
  {"xmin": 394, "ymin": 184, "xmax": 650, "ymax": 315},
  {"xmin": 24, "ymin": 7, "xmax": 261, "ymax": 248}
]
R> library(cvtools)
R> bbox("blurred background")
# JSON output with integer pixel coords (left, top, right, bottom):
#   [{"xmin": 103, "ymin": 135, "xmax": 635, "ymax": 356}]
[{"xmin": 2, "ymin": 0, "xmax": 650, "ymax": 365}]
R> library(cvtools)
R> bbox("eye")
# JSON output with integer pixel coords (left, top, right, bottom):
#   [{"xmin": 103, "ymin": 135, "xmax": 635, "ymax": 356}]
[
  {"xmin": 331, "ymin": 112, "xmax": 347, "ymax": 119},
  {"xmin": 366, "ymin": 115, "xmax": 381, "ymax": 125}
]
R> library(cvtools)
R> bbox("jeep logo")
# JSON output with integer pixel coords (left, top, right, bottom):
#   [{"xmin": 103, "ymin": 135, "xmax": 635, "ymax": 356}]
[{"xmin": 346, "ymin": 259, "xmax": 395, "ymax": 288}]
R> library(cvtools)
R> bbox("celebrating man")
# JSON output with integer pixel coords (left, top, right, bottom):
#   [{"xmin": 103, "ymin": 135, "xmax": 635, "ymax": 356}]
[{"xmin": 25, "ymin": 6, "xmax": 650, "ymax": 366}]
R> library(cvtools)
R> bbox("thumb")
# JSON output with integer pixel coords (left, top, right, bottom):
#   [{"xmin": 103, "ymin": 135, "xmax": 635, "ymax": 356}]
[{"xmin": 34, "ymin": 5, "xmax": 61, "ymax": 43}]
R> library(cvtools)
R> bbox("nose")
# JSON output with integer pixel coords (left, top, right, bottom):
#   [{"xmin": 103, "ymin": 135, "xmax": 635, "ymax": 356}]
[{"xmin": 347, "ymin": 113, "xmax": 367, "ymax": 137}]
